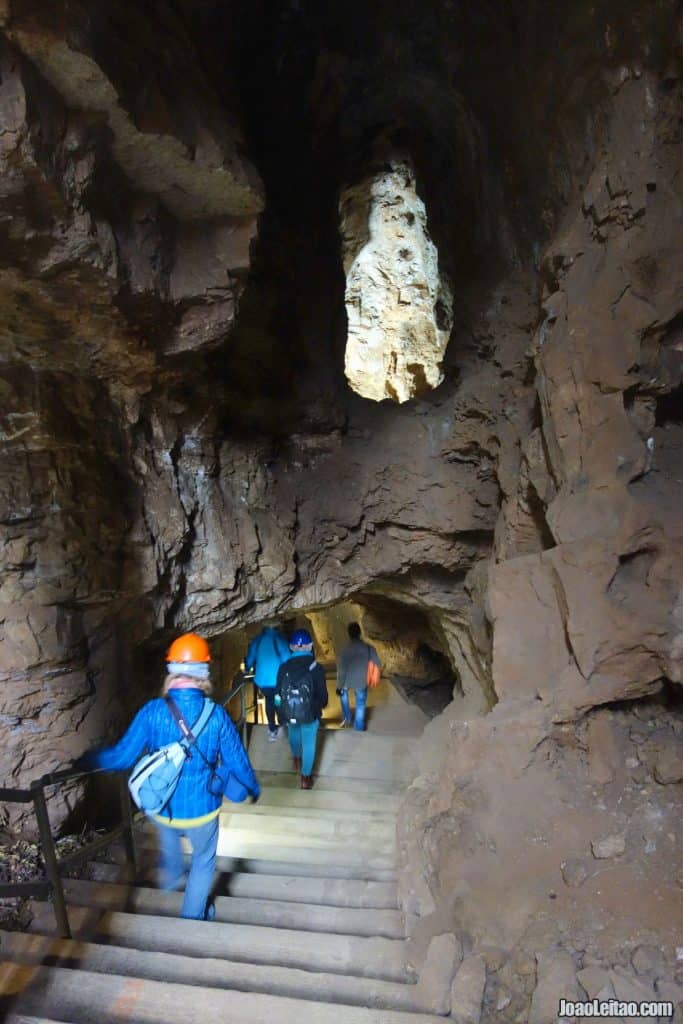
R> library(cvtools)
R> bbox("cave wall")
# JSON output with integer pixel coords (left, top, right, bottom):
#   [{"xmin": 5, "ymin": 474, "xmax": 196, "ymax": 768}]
[
  {"xmin": 0, "ymin": 1, "xmax": 265, "ymax": 800},
  {"xmin": 398, "ymin": 62, "xmax": 683, "ymax": 985}
]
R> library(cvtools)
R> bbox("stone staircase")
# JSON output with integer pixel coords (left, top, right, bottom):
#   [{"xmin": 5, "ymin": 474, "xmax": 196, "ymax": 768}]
[{"xmin": 0, "ymin": 711, "xmax": 453, "ymax": 1024}]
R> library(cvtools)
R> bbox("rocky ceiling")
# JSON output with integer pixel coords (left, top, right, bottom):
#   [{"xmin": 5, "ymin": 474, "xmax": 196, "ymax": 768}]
[{"xmin": 0, "ymin": 0, "xmax": 682, "ymax": 992}]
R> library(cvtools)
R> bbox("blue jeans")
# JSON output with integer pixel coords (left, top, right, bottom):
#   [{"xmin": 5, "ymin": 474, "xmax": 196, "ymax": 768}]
[
  {"xmin": 156, "ymin": 815, "xmax": 219, "ymax": 920},
  {"xmin": 340, "ymin": 688, "xmax": 367, "ymax": 731},
  {"xmin": 287, "ymin": 719, "xmax": 320, "ymax": 775}
]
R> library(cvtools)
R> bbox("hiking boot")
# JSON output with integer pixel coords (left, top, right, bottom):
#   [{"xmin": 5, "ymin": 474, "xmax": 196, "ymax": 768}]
[
  {"xmin": 300, "ymin": 774, "xmax": 313, "ymax": 790},
  {"xmin": 292, "ymin": 756, "xmax": 302, "ymax": 771}
]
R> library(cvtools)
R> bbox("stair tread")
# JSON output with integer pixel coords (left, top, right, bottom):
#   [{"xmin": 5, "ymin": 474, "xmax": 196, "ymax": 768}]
[
  {"xmin": 126, "ymin": 833, "xmax": 397, "ymax": 873},
  {"xmin": 222, "ymin": 802, "xmax": 397, "ymax": 827},
  {"xmin": 0, "ymin": 932, "xmax": 436, "ymax": 1014},
  {"xmin": 217, "ymin": 841, "xmax": 395, "ymax": 869},
  {"xmin": 28, "ymin": 907, "xmax": 413, "ymax": 983},
  {"xmin": 233, "ymin": 787, "xmax": 400, "ymax": 814},
  {"xmin": 86, "ymin": 862, "xmax": 398, "ymax": 907},
  {"xmin": 219, "ymin": 813, "xmax": 396, "ymax": 843},
  {"xmin": 60, "ymin": 879, "xmax": 405, "ymax": 937},
  {"xmin": 103, "ymin": 843, "xmax": 397, "ymax": 881},
  {"xmin": 256, "ymin": 772, "xmax": 405, "ymax": 795},
  {"xmin": 249, "ymin": 732, "xmax": 419, "ymax": 785},
  {"xmin": 2, "ymin": 963, "xmax": 446, "ymax": 1024}
]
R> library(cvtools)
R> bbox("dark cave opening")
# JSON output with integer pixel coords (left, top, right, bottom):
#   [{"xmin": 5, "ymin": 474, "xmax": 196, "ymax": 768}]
[{"xmin": 655, "ymin": 384, "xmax": 683, "ymax": 427}]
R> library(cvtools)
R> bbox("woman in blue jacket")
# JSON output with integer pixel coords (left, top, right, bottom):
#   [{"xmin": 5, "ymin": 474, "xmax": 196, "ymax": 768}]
[{"xmin": 82, "ymin": 633, "xmax": 260, "ymax": 920}]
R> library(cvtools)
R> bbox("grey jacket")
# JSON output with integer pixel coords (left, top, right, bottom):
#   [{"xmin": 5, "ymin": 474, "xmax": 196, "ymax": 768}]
[{"xmin": 337, "ymin": 639, "xmax": 381, "ymax": 692}]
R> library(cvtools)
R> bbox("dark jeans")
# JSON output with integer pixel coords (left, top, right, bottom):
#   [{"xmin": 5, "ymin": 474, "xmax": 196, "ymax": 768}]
[{"xmin": 261, "ymin": 688, "xmax": 280, "ymax": 732}]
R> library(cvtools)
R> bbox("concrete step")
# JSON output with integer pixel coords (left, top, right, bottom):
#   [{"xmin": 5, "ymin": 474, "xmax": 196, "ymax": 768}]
[
  {"xmin": 254, "ymin": 771, "xmax": 404, "ymax": 796},
  {"xmin": 102, "ymin": 840, "xmax": 397, "ymax": 881},
  {"xmin": 61, "ymin": 879, "xmax": 405, "ymax": 938},
  {"xmin": 226, "ymin": 792, "xmax": 399, "ymax": 817},
  {"xmin": 28, "ymin": 906, "xmax": 413, "ymax": 983},
  {"xmin": 218, "ymin": 813, "xmax": 396, "ymax": 848},
  {"xmin": 1, "ymin": 963, "xmax": 446, "ymax": 1024},
  {"xmin": 213, "ymin": 854, "xmax": 396, "ymax": 880},
  {"xmin": 0, "ymin": 932, "xmax": 441, "ymax": 1014},
  {"xmin": 217, "ymin": 835, "xmax": 396, "ymax": 868},
  {"xmin": 126, "ymin": 831, "xmax": 397, "ymax": 874},
  {"xmin": 249, "ymin": 732, "xmax": 418, "ymax": 786},
  {"xmin": 86, "ymin": 862, "xmax": 399, "ymax": 908}
]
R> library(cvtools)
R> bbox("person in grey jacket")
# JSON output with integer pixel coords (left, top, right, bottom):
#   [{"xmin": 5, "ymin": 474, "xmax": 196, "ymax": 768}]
[{"xmin": 337, "ymin": 622, "xmax": 381, "ymax": 731}]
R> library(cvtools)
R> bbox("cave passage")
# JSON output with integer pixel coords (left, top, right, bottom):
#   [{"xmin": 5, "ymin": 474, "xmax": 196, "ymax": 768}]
[{"xmin": 213, "ymin": 592, "xmax": 457, "ymax": 733}]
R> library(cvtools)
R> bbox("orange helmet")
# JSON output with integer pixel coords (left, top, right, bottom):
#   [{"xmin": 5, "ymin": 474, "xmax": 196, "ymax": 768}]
[{"xmin": 166, "ymin": 633, "xmax": 211, "ymax": 663}]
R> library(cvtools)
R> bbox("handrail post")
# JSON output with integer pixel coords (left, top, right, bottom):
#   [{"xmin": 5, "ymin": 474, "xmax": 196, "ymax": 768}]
[
  {"xmin": 241, "ymin": 685, "xmax": 247, "ymax": 747},
  {"xmin": 118, "ymin": 774, "xmax": 137, "ymax": 880},
  {"xmin": 31, "ymin": 782, "xmax": 71, "ymax": 939}
]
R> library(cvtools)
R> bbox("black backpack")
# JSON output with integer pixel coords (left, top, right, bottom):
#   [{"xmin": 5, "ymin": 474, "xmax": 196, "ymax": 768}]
[{"xmin": 279, "ymin": 659, "xmax": 318, "ymax": 725}]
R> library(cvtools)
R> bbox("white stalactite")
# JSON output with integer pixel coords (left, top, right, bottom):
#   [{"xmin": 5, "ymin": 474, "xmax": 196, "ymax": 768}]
[{"xmin": 340, "ymin": 160, "xmax": 453, "ymax": 403}]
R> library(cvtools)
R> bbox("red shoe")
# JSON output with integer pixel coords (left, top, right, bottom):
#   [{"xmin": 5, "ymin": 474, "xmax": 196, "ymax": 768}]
[
  {"xmin": 292, "ymin": 756, "xmax": 302, "ymax": 771},
  {"xmin": 300, "ymin": 774, "xmax": 313, "ymax": 790}
]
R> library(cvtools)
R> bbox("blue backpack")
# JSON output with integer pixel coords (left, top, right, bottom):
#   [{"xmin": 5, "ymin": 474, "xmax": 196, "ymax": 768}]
[{"xmin": 128, "ymin": 698, "xmax": 215, "ymax": 815}]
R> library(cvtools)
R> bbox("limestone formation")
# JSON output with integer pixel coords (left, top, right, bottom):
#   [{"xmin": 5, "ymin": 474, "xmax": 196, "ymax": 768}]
[{"xmin": 340, "ymin": 161, "xmax": 453, "ymax": 403}]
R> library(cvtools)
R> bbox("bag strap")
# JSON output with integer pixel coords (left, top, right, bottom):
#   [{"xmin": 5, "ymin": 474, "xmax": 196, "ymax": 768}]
[{"xmin": 165, "ymin": 697, "xmax": 215, "ymax": 754}]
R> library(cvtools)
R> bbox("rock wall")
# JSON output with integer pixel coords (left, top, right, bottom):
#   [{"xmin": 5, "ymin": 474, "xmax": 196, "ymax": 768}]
[
  {"xmin": 0, "ymin": 3, "xmax": 264, "ymax": 806},
  {"xmin": 398, "ymin": 66, "xmax": 683, "ymax": 1016}
]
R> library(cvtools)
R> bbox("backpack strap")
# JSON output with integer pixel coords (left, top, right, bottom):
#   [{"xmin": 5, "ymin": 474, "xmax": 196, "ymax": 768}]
[{"xmin": 165, "ymin": 697, "xmax": 215, "ymax": 756}]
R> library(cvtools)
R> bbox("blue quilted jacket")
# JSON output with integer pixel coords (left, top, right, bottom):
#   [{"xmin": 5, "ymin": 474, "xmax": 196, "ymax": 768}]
[{"xmin": 85, "ymin": 688, "xmax": 260, "ymax": 825}]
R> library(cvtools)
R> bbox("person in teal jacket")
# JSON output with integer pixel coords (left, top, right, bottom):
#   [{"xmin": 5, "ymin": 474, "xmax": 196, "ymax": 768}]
[
  {"xmin": 81, "ymin": 633, "xmax": 260, "ymax": 920},
  {"xmin": 245, "ymin": 624, "xmax": 290, "ymax": 741}
]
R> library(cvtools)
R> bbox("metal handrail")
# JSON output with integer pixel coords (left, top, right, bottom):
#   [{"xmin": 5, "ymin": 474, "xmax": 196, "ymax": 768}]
[
  {"xmin": 222, "ymin": 669, "xmax": 257, "ymax": 746},
  {"xmin": 0, "ymin": 768, "xmax": 137, "ymax": 938}
]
